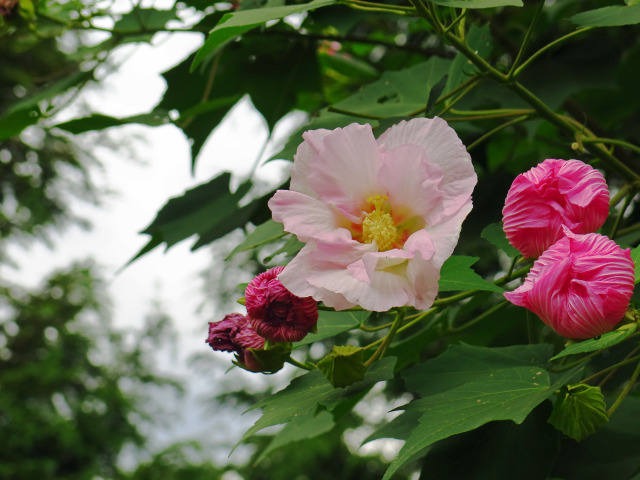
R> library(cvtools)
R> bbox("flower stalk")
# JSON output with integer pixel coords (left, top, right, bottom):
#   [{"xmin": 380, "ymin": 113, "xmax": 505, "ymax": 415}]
[{"xmin": 364, "ymin": 309, "xmax": 405, "ymax": 367}]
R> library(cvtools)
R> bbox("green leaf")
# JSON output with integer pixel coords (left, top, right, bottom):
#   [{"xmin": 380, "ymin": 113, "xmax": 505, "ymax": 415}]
[
  {"xmin": 402, "ymin": 343, "xmax": 553, "ymax": 397},
  {"xmin": 6, "ymin": 70, "xmax": 93, "ymax": 116},
  {"xmin": 550, "ymin": 324, "xmax": 637, "ymax": 361},
  {"xmin": 320, "ymin": 51, "xmax": 380, "ymax": 81},
  {"xmin": 382, "ymin": 349, "xmax": 580, "ymax": 480},
  {"xmin": 439, "ymin": 255, "xmax": 505, "ymax": 293},
  {"xmin": 293, "ymin": 310, "xmax": 367, "ymax": 348},
  {"xmin": 552, "ymin": 396, "xmax": 640, "ymax": 480},
  {"xmin": 548, "ymin": 384, "xmax": 609, "ymax": 442},
  {"xmin": 572, "ymin": 3, "xmax": 640, "ymax": 27},
  {"xmin": 175, "ymin": 95, "xmax": 242, "ymax": 122},
  {"xmin": 481, "ymin": 222, "xmax": 520, "ymax": 258},
  {"xmin": 428, "ymin": 0, "xmax": 523, "ymax": 7},
  {"xmin": 332, "ymin": 57, "xmax": 451, "ymax": 118},
  {"xmin": 235, "ymin": 356, "xmax": 395, "ymax": 450},
  {"xmin": 113, "ymin": 6, "xmax": 178, "ymax": 34},
  {"xmin": 161, "ymin": 36, "xmax": 321, "ymax": 167},
  {"xmin": 18, "ymin": 0, "xmax": 35, "ymax": 18},
  {"xmin": 317, "ymin": 345, "xmax": 366, "ymax": 388},
  {"xmin": 54, "ymin": 111, "xmax": 170, "ymax": 134},
  {"xmin": 445, "ymin": 24, "xmax": 492, "ymax": 93},
  {"xmin": 0, "ymin": 107, "xmax": 41, "ymax": 141},
  {"xmin": 129, "ymin": 173, "xmax": 254, "ymax": 263},
  {"xmin": 192, "ymin": 0, "xmax": 336, "ymax": 71},
  {"xmin": 417, "ymin": 402, "xmax": 558, "ymax": 480},
  {"xmin": 263, "ymin": 235, "xmax": 305, "ymax": 264},
  {"xmin": 226, "ymin": 219, "xmax": 285, "ymax": 260},
  {"xmin": 255, "ymin": 410, "xmax": 335, "ymax": 464},
  {"xmin": 631, "ymin": 245, "xmax": 640, "ymax": 284}
]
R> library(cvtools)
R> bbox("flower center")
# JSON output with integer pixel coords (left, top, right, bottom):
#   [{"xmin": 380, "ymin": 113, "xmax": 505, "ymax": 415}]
[{"xmin": 362, "ymin": 195, "xmax": 399, "ymax": 251}]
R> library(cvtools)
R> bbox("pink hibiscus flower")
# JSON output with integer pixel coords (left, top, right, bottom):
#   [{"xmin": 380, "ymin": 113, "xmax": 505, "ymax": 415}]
[
  {"xmin": 268, "ymin": 118, "xmax": 477, "ymax": 311},
  {"xmin": 502, "ymin": 158, "xmax": 609, "ymax": 258},
  {"xmin": 505, "ymin": 229, "xmax": 635, "ymax": 339}
]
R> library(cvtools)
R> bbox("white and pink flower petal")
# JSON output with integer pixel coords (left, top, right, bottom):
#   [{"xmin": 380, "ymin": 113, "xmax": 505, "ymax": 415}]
[
  {"xmin": 377, "ymin": 117, "xmax": 476, "ymax": 219},
  {"xmin": 290, "ymin": 128, "xmax": 333, "ymax": 197},
  {"xmin": 378, "ymin": 143, "xmax": 444, "ymax": 222},
  {"xmin": 269, "ymin": 190, "xmax": 352, "ymax": 243},
  {"xmin": 308, "ymin": 123, "xmax": 382, "ymax": 215}
]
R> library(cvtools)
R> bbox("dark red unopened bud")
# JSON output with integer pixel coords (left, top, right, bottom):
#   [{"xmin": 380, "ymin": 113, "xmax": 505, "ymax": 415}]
[
  {"xmin": 245, "ymin": 266, "xmax": 318, "ymax": 343},
  {"xmin": 206, "ymin": 313, "xmax": 265, "ymax": 372}
]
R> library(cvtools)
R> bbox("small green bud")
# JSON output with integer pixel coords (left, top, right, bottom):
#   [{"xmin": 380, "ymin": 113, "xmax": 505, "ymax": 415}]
[{"xmin": 317, "ymin": 345, "xmax": 365, "ymax": 388}]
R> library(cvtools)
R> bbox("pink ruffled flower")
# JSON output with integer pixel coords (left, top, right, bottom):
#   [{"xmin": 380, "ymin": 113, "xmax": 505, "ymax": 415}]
[
  {"xmin": 504, "ymin": 229, "xmax": 634, "ymax": 339},
  {"xmin": 502, "ymin": 159, "xmax": 609, "ymax": 258},
  {"xmin": 206, "ymin": 313, "xmax": 265, "ymax": 372},
  {"xmin": 268, "ymin": 118, "xmax": 477, "ymax": 311},
  {"xmin": 245, "ymin": 266, "xmax": 318, "ymax": 342}
]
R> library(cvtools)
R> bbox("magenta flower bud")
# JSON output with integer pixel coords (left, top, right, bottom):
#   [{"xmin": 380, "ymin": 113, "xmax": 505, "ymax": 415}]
[
  {"xmin": 505, "ymin": 229, "xmax": 634, "ymax": 339},
  {"xmin": 245, "ymin": 266, "xmax": 318, "ymax": 343},
  {"xmin": 502, "ymin": 159, "xmax": 609, "ymax": 258},
  {"xmin": 206, "ymin": 313, "xmax": 265, "ymax": 372}
]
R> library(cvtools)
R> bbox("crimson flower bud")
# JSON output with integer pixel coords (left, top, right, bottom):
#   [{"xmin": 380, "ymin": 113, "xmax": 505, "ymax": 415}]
[
  {"xmin": 502, "ymin": 159, "xmax": 609, "ymax": 258},
  {"xmin": 0, "ymin": 0, "xmax": 17, "ymax": 16},
  {"xmin": 505, "ymin": 229, "xmax": 634, "ymax": 339},
  {"xmin": 245, "ymin": 266, "xmax": 318, "ymax": 343},
  {"xmin": 206, "ymin": 313, "xmax": 265, "ymax": 372}
]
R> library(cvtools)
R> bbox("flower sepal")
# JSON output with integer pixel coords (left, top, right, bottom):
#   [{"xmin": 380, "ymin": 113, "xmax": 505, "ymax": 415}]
[
  {"xmin": 239, "ymin": 341, "xmax": 293, "ymax": 374},
  {"xmin": 317, "ymin": 345, "xmax": 366, "ymax": 388},
  {"xmin": 547, "ymin": 383, "xmax": 609, "ymax": 442}
]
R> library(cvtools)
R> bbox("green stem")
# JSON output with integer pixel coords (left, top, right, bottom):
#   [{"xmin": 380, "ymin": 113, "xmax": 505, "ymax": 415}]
[
  {"xmin": 610, "ymin": 191, "xmax": 634, "ymax": 239},
  {"xmin": 495, "ymin": 264, "xmax": 532, "ymax": 286},
  {"xmin": 506, "ymin": 255, "xmax": 519, "ymax": 282},
  {"xmin": 581, "ymin": 137, "xmax": 640, "ymax": 156},
  {"xmin": 466, "ymin": 115, "xmax": 532, "ymax": 151},
  {"xmin": 436, "ymin": 80, "xmax": 482, "ymax": 117},
  {"xmin": 286, "ymin": 356, "xmax": 315, "ymax": 371},
  {"xmin": 436, "ymin": 76, "xmax": 481, "ymax": 106},
  {"xmin": 435, "ymin": 264, "xmax": 531, "ymax": 309},
  {"xmin": 327, "ymin": 106, "xmax": 385, "ymax": 120},
  {"xmin": 442, "ymin": 10, "xmax": 467, "ymax": 35},
  {"xmin": 397, "ymin": 307, "xmax": 439, "ymax": 334},
  {"xmin": 410, "ymin": 0, "xmax": 442, "ymax": 33},
  {"xmin": 317, "ymin": 305, "xmax": 363, "ymax": 311},
  {"xmin": 450, "ymin": 108, "xmax": 535, "ymax": 116},
  {"xmin": 508, "ymin": 82, "xmax": 640, "ymax": 182},
  {"xmin": 609, "ymin": 183, "xmax": 634, "ymax": 209},
  {"xmin": 607, "ymin": 358, "xmax": 640, "ymax": 417},
  {"xmin": 513, "ymin": 27, "xmax": 593, "ymax": 78},
  {"xmin": 507, "ymin": 0, "xmax": 545, "ymax": 79},
  {"xmin": 363, "ymin": 310, "xmax": 405, "ymax": 367},
  {"xmin": 550, "ymin": 350, "xmax": 602, "ymax": 372},
  {"xmin": 360, "ymin": 313, "xmax": 394, "ymax": 332},
  {"xmin": 444, "ymin": 110, "xmax": 534, "ymax": 122},
  {"xmin": 341, "ymin": 0, "xmax": 415, "ymax": 15},
  {"xmin": 414, "ymin": 9, "xmax": 632, "ymax": 181},
  {"xmin": 449, "ymin": 300, "xmax": 509, "ymax": 333},
  {"xmin": 579, "ymin": 349, "xmax": 640, "ymax": 385},
  {"xmin": 617, "ymin": 221, "xmax": 640, "ymax": 238},
  {"xmin": 433, "ymin": 289, "xmax": 478, "ymax": 307},
  {"xmin": 441, "ymin": 29, "xmax": 506, "ymax": 80}
]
